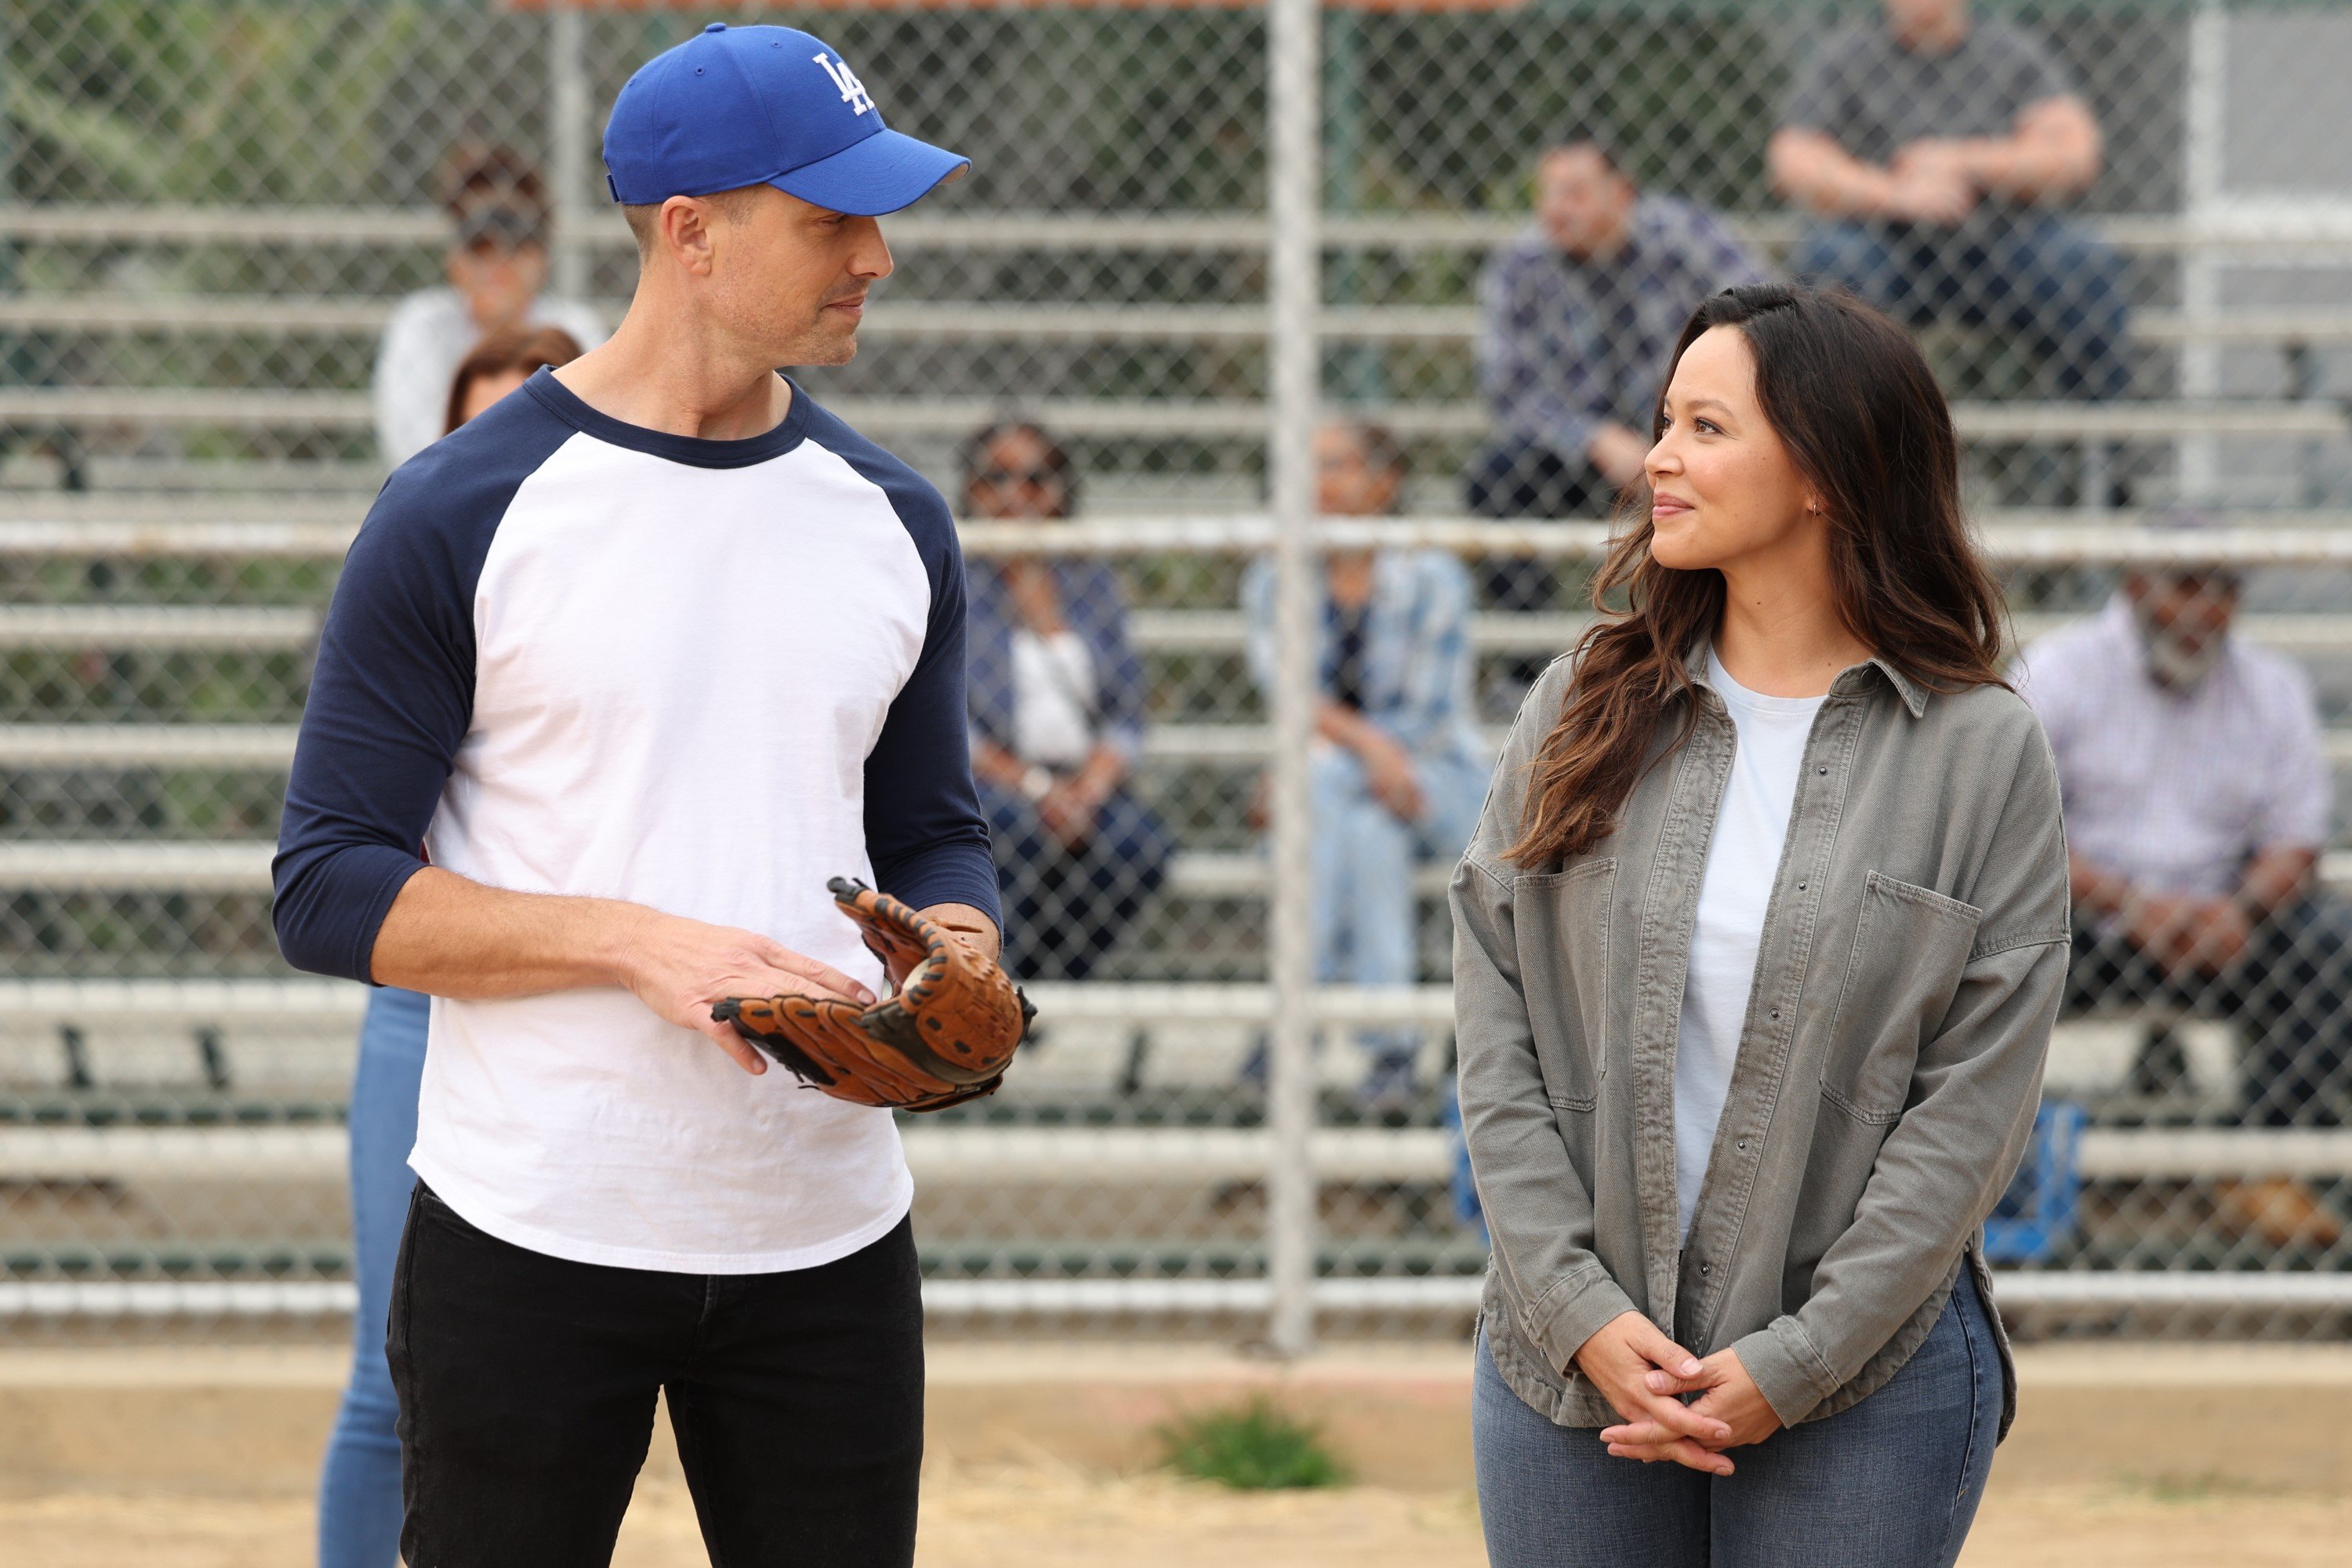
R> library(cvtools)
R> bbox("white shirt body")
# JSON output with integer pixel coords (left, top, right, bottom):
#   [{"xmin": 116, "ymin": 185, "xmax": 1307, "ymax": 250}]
[
  {"xmin": 1010, "ymin": 627, "xmax": 1098, "ymax": 768},
  {"xmin": 2016, "ymin": 596, "xmax": 2330, "ymax": 897},
  {"xmin": 1675, "ymin": 648, "xmax": 1826, "ymax": 1238}
]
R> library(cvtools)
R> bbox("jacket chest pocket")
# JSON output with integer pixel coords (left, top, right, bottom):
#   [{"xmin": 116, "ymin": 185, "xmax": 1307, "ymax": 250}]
[
  {"xmin": 1820, "ymin": 872, "xmax": 1983, "ymax": 1123},
  {"xmin": 1515, "ymin": 856, "xmax": 1616, "ymax": 1112}
]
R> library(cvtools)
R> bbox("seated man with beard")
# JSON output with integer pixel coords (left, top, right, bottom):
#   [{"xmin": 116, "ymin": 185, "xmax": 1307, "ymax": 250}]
[{"xmin": 2018, "ymin": 522, "xmax": 2351, "ymax": 1247}]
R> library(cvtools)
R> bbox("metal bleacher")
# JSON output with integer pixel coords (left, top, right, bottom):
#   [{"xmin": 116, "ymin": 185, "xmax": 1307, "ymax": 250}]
[{"xmin": 4, "ymin": 201, "xmax": 2352, "ymax": 1317}]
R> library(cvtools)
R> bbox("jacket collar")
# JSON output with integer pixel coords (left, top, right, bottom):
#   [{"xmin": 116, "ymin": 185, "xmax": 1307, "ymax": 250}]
[{"xmin": 1682, "ymin": 640, "xmax": 1929, "ymax": 719}]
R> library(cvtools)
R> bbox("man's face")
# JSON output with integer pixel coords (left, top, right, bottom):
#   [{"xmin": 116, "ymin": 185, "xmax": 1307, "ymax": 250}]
[
  {"xmin": 698, "ymin": 185, "xmax": 894, "ymax": 368},
  {"xmin": 1885, "ymin": 0, "xmax": 1967, "ymax": 45},
  {"xmin": 447, "ymin": 239, "xmax": 548, "ymax": 334},
  {"xmin": 2125, "ymin": 568, "xmax": 2239, "ymax": 688},
  {"xmin": 1535, "ymin": 146, "xmax": 1636, "ymax": 260}
]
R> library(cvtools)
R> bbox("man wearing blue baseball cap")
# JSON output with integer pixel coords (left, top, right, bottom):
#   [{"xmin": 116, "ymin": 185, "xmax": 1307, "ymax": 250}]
[{"xmin": 274, "ymin": 24, "xmax": 991, "ymax": 1566}]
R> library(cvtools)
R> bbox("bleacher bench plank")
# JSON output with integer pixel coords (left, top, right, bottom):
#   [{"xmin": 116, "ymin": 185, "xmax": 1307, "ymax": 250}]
[
  {"xmin": 7, "ymin": 204, "xmax": 2352, "ymax": 254},
  {"xmin": 15, "ymin": 297, "xmax": 2347, "ymax": 350},
  {"xmin": 0, "ymin": 388, "xmax": 2336, "ymax": 446},
  {"xmin": 0, "ymin": 1121, "xmax": 2343, "ymax": 1185}
]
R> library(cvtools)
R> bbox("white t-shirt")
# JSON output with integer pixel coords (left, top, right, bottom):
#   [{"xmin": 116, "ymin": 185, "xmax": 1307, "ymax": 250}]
[
  {"xmin": 1011, "ymin": 627, "xmax": 1097, "ymax": 769},
  {"xmin": 1674, "ymin": 648, "xmax": 1825, "ymax": 1239}
]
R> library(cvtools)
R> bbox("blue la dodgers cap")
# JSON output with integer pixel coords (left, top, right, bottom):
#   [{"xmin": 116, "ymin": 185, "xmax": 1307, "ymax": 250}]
[{"xmin": 603, "ymin": 23, "xmax": 968, "ymax": 217}]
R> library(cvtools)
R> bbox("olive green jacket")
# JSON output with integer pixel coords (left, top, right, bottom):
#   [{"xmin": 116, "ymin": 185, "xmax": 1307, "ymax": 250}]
[{"xmin": 1453, "ymin": 647, "xmax": 2068, "ymax": 1436}]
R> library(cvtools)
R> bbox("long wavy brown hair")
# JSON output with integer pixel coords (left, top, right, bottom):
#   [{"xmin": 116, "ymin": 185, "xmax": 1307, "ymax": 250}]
[{"xmin": 1505, "ymin": 283, "xmax": 2007, "ymax": 867}]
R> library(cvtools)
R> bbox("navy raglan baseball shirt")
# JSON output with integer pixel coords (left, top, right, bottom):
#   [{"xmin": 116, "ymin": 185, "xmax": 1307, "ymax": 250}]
[{"xmin": 274, "ymin": 368, "xmax": 1000, "ymax": 1272}]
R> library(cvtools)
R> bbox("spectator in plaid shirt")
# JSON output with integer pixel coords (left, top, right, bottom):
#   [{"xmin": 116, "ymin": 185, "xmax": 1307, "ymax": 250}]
[
  {"xmin": 1468, "ymin": 132, "xmax": 1764, "ymax": 684},
  {"xmin": 1245, "ymin": 423, "xmax": 1494, "ymax": 1109},
  {"xmin": 2017, "ymin": 529, "xmax": 2350, "ymax": 1249}
]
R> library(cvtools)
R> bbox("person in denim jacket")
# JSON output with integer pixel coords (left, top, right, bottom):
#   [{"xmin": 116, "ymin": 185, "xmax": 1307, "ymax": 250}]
[
  {"xmin": 1244, "ymin": 423, "xmax": 1495, "ymax": 1107},
  {"xmin": 964, "ymin": 420, "xmax": 1172, "ymax": 982}
]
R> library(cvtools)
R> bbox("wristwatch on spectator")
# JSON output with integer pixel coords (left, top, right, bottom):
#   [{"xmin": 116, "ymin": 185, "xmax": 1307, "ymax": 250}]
[{"xmin": 1019, "ymin": 765, "xmax": 1054, "ymax": 804}]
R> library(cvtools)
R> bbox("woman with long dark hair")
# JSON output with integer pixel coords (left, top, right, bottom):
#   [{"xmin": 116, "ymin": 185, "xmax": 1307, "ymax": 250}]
[{"xmin": 1457, "ymin": 283, "xmax": 2067, "ymax": 1566}]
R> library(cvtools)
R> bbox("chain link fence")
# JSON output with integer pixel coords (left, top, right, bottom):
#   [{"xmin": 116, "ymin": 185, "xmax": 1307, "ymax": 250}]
[{"xmin": 1, "ymin": 0, "xmax": 2350, "ymax": 1345}]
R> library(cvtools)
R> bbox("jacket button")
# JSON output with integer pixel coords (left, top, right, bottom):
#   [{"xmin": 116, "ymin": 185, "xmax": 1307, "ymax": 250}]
[
  {"xmin": 1737, "ymin": 1140, "xmax": 1748, "ymax": 1151},
  {"xmin": 1817, "ymin": 765, "xmax": 1828, "ymax": 775},
  {"xmin": 1769, "ymin": 1010, "xmax": 1780, "ymax": 1020},
  {"xmin": 1797, "ymin": 882, "xmax": 1806, "ymax": 891},
  {"xmin": 1700, "ymin": 1262, "xmax": 1711, "ymax": 1275}
]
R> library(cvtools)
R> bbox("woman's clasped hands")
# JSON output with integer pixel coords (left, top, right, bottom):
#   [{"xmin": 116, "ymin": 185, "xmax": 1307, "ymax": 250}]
[{"xmin": 1573, "ymin": 1311, "xmax": 1783, "ymax": 1475}]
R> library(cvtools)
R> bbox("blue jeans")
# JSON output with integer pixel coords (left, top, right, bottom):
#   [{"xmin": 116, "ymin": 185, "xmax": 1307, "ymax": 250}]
[
  {"xmin": 1792, "ymin": 215, "xmax": 2132, "ymax": 402},
  {"xmin": 980, "ymin": 781, "xmax": 1172, "ymax": 982},
  {"xmin": 1306, "ymin": 742, "xmax": 1490, "ymax": 1061},
  {"xmin": 1474, "ymin": 1269, "xmax": 2000, "ymax": 1568},
  {"xmin": 316, "ymin": 985, "xmax": 430, "ymax": 1568}
]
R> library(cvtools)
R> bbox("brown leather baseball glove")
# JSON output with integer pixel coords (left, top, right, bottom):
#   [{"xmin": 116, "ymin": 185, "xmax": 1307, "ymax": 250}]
[{"xmin": 711, "ymin": 877, "xmax": 1033, "ymax": 1113}]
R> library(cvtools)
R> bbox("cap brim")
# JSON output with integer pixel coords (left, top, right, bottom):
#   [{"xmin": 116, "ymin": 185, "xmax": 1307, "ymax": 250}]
[{"xmin": 768, "ymin": 129, "xmax": 970, "ymax": 217}]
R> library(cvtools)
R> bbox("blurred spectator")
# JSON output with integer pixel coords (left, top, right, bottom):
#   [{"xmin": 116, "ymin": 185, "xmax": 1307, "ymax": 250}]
[
  {"xmin": 317, "ymin": 325, "xmax": 586, "ymax": 1568},
  {"xmin": 445, "ymin": 323, "xmax": 585, "ymax": 433},
  {"xmin": 2019, "ymin": 532, "xmax": 2350, "ymax": 1249},
  {"xmin": 1771, "ymin": 0, "xmax": 2130, "ymax": 405},
  {"xmin": 1469, "ymin": 131, "xmax": 1764, "ymax": 523},
  {"xmin": 372, "ymin": 145, "xmax": 606, "ymax": 466},
  {"xmin": 1248, "ymin": 423, "xmax": 1494, "ymax": 1108},
  {"xmin": 1468, "ymin": 131, "xmax": 1763, "ymax": 687},
  {"xmin": 964, "ymin": 420, "xmax": 1172, "ymax": 982}
]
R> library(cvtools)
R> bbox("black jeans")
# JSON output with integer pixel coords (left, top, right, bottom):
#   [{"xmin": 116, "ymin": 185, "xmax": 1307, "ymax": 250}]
[
  {"xmin": 387, "ymin": 1185, "xmax": 924, "ymax": 1568},
  {"xmin": 2063, "ymin": 898, "xmax": 2352, "ymax": 1127}
]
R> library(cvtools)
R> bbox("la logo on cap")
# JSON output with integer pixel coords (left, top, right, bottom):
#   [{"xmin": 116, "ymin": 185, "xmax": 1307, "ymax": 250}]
[{"xmin": 812, "ymin": 52, "xmax": 874, "ymax": 118}]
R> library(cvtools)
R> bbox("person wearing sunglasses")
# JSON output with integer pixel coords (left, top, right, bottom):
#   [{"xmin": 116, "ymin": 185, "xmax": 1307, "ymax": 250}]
[
  {"xmin": 962, "ymin": 420, "xmax": 1171, "ymax": 984},
  {"xmin": 371, "ymin": 145, "xmax": 607, "ymax": 468}
]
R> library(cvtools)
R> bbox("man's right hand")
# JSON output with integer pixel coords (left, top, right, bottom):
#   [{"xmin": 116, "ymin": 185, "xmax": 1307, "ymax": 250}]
[
  {"xmin": 1571, "ymin": 1311, "xmax": 1736, "ymax": 1475},
  {"xmin": 615, "ymin": 909, "xmax": 877, "ymax": 1075}
]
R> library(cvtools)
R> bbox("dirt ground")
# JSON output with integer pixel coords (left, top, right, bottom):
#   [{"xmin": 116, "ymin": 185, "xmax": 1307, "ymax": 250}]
[{"xmin": 1, "ymin": 1466, "xmax": 2347, "ymax": 1567}]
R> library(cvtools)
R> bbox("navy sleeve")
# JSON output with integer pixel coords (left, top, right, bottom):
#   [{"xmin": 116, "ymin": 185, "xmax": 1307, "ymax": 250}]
[
  {"xmin": 811, "ymin": 409, "xmax": 1004, "ymax": 928},
  {"xmin": 271, "ymin": 400, "xmax": 573, "ymax": 981}
]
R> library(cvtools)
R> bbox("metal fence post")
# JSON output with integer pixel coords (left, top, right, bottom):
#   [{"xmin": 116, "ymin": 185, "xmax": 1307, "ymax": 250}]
[
  {"xmin": 1265, "ymin": 0, "xmax": 1321, "ymax": 1359},
  {"xmin": 548, "ymin": 1, "xmax": 591, "ymax": 303},
  {"xmin": 2178, "ymin": 0, "xmax": 2227, "ymax": 503}
]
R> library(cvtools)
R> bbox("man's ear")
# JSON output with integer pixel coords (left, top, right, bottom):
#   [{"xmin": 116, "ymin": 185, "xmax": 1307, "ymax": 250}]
[{"xmin": 659, "ymin": 195, "xmax": 717, "ymax": 278}]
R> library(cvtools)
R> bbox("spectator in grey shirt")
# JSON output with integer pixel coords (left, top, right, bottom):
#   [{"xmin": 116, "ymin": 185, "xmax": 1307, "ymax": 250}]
[
  {"xmin": 2017, "ymin": 538, "xmax": 2349, "ymax": 1248},
  {"xmin": 1468, "ymin": 131, "xmax": 1762, "ymax": 684},
  {"xmin": 1770, "ymin": 0, "xmax": 2131, "ymax": 406}
]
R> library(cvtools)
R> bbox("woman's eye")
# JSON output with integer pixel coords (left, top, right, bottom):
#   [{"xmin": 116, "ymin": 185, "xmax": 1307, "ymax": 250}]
[{"xmin": 1696, "ymin": 419, "xmax": 1723, "ymax": 435}]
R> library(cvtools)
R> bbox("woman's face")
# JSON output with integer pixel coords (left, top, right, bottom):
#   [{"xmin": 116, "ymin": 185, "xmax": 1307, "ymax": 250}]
[
  {"xmin": 1644, "ymin": 325, "xmax": 1822, "ymax": 575},
  {"xmin": 1314, "ymin": 424, "xmax": 1402, "ymax": 517},
  {"xmin": 455, "ymin": 366, "xmax": 533, "ymax": 427},
  {"xmin": 965, "ymin": 428, "xmax": 1068, "ymax": 521}
]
